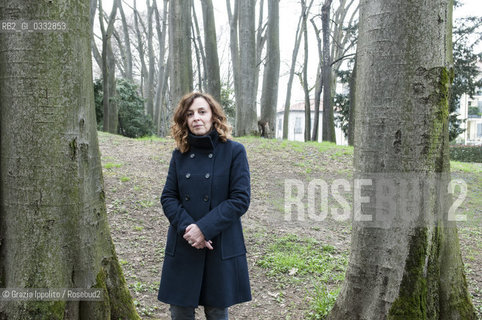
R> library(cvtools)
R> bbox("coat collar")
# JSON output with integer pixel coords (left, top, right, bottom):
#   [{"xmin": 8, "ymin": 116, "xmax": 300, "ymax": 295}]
[{"xmin": 187, "ymin": 129, "xmax": 220, "ymax": 150}]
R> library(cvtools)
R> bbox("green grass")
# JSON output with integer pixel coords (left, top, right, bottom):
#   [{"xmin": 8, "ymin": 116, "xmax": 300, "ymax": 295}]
[
  {"xmin": 257, "ymin": 234, "xmax": 347, "ymax": 279},
  {"xmin": 306, "ymin": 285, "xmax": 340, "ymax": 319},
  {"xmin": 103, "ymin": 162, "xmax": 122, "ymax": 169},
  {"xmin": 136, "ymin": 135, "xmax": 167, "ymax": 142},
  {"xmin": 451, "ymin": 161, "xmax": 482, "ymax": 173},
  {"xmin": 120, "ymin": 176, "xmax": 131, "ymax": 182}
]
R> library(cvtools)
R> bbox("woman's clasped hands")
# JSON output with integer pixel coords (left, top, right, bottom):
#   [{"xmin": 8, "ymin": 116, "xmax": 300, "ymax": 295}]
[{"xmin": 183, "ymin": 224, "xmax": 214, "ymax": 250}]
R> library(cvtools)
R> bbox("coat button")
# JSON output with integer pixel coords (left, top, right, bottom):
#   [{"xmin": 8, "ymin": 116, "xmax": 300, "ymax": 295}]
[
  {"xmin": 205, "ymin": 173, "xmax": 210, "ymax": 179},
  {"xmin": 185, "ymin": 173, "xmax": 191, "ymax": 179},
  {"xmin": 208, "ymin": 153, "xmax": 213, "ymax": 158},
  {"xmin": 203, "ymin": 195, "xmax": 209, "ymax": 202},
  {"xmin": 190, "ymin": 153, "xmax": 195, "ymax": 158},
  {"xmin": 185, "ymin": 195, "xmax": 190, "ymax": 201}
]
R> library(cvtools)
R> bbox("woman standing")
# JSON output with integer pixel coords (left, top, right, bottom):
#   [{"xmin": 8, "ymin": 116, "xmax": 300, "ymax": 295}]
[{"xmin": 158, "ymin": 92, "xmax": 251, "ymax": 319}]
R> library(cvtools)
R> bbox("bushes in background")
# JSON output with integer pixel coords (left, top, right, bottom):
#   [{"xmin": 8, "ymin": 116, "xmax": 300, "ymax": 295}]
[
  {"xmin": 450, "ymin": 144, "xmax": 482, "ymax": 163},
  {"xmin": 94, "ymin": 78, "xmax": 153, "ymax": 138}
]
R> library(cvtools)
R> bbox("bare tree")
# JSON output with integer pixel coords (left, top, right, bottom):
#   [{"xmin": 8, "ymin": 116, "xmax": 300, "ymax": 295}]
[
  {"xmin": 259, "ymin": 0, "xmax": 280, "ymax": 138},
  {"xmin": 329, "ymin": 0, "xmax": 477, "ymax": 318},
  {"xmin": 201, "ymin": 0, "xmax": 222, "ymax": 102},
  {"xmin": 0, "ymin": 0, "xmax": 139, "ymax": 318},
  {"xmin": 169, "ymin": 0, "xmax": 193, "ymax": 105},
  {"xmin": 321, "ymin": 0, "xmax": 335, "ymax": 143},
  {"xmin": 301, "ymin": 0, "xmax": 311, "ymax": 142},
  {"xmin": 153, "ymin": 0, "xmax": 169, "ymax": 135},
  {"xmin": 117, "ymin": 0, "xmax": 133, "ymax": 81},
  {"xmin": 283, "ymin": 0, "xmax": 314, "ymax": 140},
  {"xmin": 99, "ymin": 0, "xmax": 120, "ymax": 134}
]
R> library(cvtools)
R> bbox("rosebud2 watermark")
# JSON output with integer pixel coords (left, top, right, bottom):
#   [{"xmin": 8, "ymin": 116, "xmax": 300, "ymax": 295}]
[{"xmin": 284, "ymin": 174, "xmax": 468, "ymax": 226}]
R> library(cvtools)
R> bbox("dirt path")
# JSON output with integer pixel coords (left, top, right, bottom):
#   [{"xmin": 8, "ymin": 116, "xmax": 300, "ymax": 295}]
[{"xmin": 98, "ymin": 132, "xmax": 481, "ymax": 319}]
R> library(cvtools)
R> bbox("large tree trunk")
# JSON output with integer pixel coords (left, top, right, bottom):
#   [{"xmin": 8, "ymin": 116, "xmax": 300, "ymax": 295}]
[
  {"xmin": 321, "ymin": 0, "xmax": 336, "ymax": 143},
  {"xmin": 169, "ymin": 0, "xmax": 193, "ymax": 106},
  {"xmin": 0, "ymin": 1, "xmax": 139, "ymax": 319},
  {"xmin": 201, "ymin": 0, "xmax": 221, "ymax": 103},
  {"xmin": 259, "ymin": 0, "xmax": 280, "ymax": 138},
  {"xmin": 329, "ymin": 0, "xmax": 476, "ymax": 318},
  {"xmin": 236, "ymin": 0, "xmax": 258, "ymax": 136}
]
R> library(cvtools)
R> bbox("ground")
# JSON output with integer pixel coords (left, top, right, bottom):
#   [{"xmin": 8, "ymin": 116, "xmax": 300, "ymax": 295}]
[{"xmin": 98, "ymin": 132, "xmax": 481, "ymax": 319}]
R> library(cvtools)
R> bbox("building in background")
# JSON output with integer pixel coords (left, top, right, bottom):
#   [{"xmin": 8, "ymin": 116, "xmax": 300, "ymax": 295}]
[
  {"xmin": 457, "ymin": 62, "xmax": 482, "ymax": 145},
  {"xmin": 275, "ymin": 100, "xmax": 347, "ymax": 145}
]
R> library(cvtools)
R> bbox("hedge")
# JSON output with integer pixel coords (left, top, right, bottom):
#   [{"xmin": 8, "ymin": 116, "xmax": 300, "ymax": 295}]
[{"xmin": 450, "ymin": 144, "xmax": 482, "ymax": 163}]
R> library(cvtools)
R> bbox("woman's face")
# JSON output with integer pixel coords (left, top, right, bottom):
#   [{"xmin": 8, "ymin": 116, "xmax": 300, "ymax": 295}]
[{"xmin": 186, "ymin": 97, "xmax": 213, "ymax": 136}]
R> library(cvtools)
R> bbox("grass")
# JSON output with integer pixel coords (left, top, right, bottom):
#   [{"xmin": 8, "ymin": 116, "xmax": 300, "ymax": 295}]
[
  {"xmin": 450, "ymin": 161, "xmax": 482, "ymax": 173},
  {"xmin": 257, "ymin": 234, "xmax": 347, "ymax": 278},
  {"xmin": 257, "ymin": 233, "xmax": 347, "ymax": 317},
  {"xmin": 103, "ymin": 162, "xmax": 122, "ymax": 169}
]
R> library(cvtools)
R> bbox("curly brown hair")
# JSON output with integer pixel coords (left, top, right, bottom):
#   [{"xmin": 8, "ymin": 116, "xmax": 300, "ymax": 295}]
[{"xmin": 171, "ymin": 92, "xmax": 233, "ymax": 153}]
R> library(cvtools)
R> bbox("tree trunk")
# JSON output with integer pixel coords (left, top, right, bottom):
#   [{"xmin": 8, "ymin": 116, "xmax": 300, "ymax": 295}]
[
  {"xmin": 191, "ymin": 5, "xmax": 206, "ymax": 92},
  {"xmin": 100, "ymin": 0, "xmax": 119, "ymax": 134},
  {"xmin": 347, "ymin": 57, "xmax": 356, "ymax": 146},
  {"xmin": 321, "ymin": 0, "xmax": 336, "ymax": 143},
  {"xmin": 0, "ymin": 1, "xmax": 139, "ymax": 319},
  {"xmin": 283, "ymin": 0, "xmax": 313, "ymax": 140},
  {"xmin": 302, "ymin": 0, "xmax": 311, "ymax": 142},
  {"xmin": 146, "ymin": 0, "xmax": 156, "ymax": 120},
  {"xmin": 118, "ymin": 0, "xmax": 133, "ymax": 81},
  {"xmin": 169, "ymin": 0, "xmax": 193, "ymax": 106},
  {"xmin": 133, "ymin": 0, "xmax": 148, "ymax": 103},
  {"xmin": 201, "ymin": 0, "xmax": 221, "ymax": 102},
  {"xmin": 329, "ymin": 0, "xmax": 477, "ymax": 318},
  {"xmin": 226, "ymin": 0, "xmax": 241, "ymax": 133},
  {"xmin": 311, "ymin": 17, "xmax": 323, "ymax": 142},
  {"xmin": 236, "ymin": 0, "xmax": 258, "ymax": 136},
  {"xmin": 153, "ymin": 0, "xmax": 168, "ymax": 135},
  {"xmin": 259, "ymin": 0, "xmax": 280, "ymax": 138}
]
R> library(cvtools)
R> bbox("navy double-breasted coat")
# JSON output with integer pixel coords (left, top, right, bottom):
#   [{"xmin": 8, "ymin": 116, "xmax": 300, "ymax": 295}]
[{"xmin": 158, "ymin": 129, "xmax": 252, "ymax": 308}]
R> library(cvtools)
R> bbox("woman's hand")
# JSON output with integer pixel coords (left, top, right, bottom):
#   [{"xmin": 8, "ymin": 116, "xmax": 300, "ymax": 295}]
[{"xmin": 183, "ymin": 224, "xmax": 214, "ymax": 250}]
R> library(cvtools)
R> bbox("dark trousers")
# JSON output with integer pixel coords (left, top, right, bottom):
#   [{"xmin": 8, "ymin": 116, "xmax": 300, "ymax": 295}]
[{"xmin": 170, "ymin": 305, "xmax": 229, "ymax": 320}]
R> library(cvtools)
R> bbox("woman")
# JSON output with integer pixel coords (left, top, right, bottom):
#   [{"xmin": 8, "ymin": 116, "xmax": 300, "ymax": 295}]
[{"xmin": 158, "ymin": 92, "xmax": 251, "ymax": 320}]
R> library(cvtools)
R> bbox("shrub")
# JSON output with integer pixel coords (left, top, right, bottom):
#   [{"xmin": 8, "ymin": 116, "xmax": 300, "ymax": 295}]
[
  {"xmin": 450, "ymin": 144, "xmax": 482, "ymax": 163},
  {"xmin": 94, "ymin": 78, "xmax": 153, "ymax": 138}
]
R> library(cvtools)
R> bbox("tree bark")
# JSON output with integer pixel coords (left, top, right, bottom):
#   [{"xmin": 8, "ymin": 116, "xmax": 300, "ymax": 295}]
[
  {"xmin": 201, "ymin": 0, "xmax": 221, "ymax": 102},
  {"xmin": 236, "ymin": 0, "xmax": 258, "ymax": 136},
  {"xmin": 321, "ymin": 0, "xmax": 336, "ymax": 143},
  {"xmin": 0, "ymin": 1, "xmax": 139, "ymax": 318},
  {"xmin": 259, "ymin": 0, "xmax": 280, "ymax": 138},
  {"xmin": 169, "ymin": 0, "xmax": 193, "ymax": 106},
  {"xmin": 329, "ymin": 0, "xmax": 477, "ymax": 318}
]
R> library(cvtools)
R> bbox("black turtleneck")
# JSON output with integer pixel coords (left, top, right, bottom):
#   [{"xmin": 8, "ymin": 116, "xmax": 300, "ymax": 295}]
[{"xmin": 187, "ymin": 129, "xmax": 220, "ymax": 150}]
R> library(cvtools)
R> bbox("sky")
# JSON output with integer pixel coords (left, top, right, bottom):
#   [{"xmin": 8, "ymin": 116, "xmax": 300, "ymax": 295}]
[{"xmin": 95, "ymin": 0, "xmax": 482, "ymax": 107}]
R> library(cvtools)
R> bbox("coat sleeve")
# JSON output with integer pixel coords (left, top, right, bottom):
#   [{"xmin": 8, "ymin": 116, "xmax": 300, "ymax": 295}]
[
  {"xmin": 195, "ymin": 143, "xmax": 251, "ymax": 241},
  {"xmin": 160, "ymin": 151, "xmax": 195, "ymax": 235}
]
